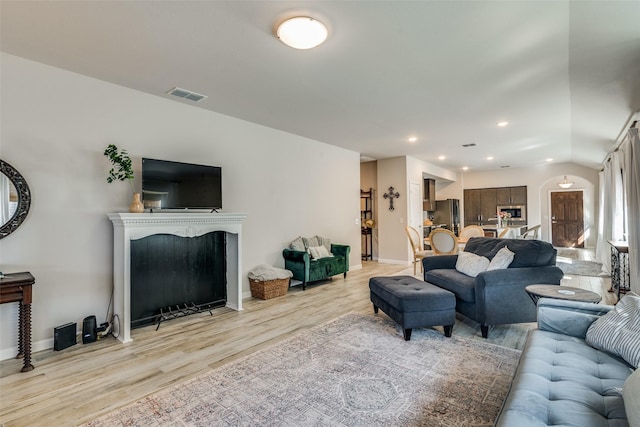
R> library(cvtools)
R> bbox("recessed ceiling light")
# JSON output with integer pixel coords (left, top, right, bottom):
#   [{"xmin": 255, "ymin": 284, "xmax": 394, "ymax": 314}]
[
  {"xmin": 546, "ymin": 158, "xmax": 553, "ymax": 162},
  {"xmin": 487, "ymin": 156, "xmax": 494, "ymax": 160},
  {"xmin": 497, "ymin": 121, "xmax": 509, "ymax": 127},
  {"xmin": 276, "ymin": 17, "xmax": 328, "ymax": 49},
  {"xmin": 438, "ymin": 155, "xmax": 446, "ymax": 160},
  {"xmin": 462, "ymin": 166, "xmax": 469, "ymax": 171},
  {"xmin": 408, "ymin": 136, "xmax": 417, "ymax": 143}
]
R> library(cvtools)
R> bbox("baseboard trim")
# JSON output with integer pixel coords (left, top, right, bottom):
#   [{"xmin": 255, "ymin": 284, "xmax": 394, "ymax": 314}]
[
  {"xmin": 377, "ymin": 258, "xmax": 411, "ymax": 266},
  {"xmin": 1, "ymin": 337, "xmax": 54, "ymax": 362}
]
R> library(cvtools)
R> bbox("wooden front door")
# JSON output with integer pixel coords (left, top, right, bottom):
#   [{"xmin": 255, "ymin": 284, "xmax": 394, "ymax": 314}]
[{"xmin": 551, "ymin": 191, "xmax": 584, "ymax": 247}]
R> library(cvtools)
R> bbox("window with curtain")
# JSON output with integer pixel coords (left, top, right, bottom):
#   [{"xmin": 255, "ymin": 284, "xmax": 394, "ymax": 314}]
[{"xmin": 596, "ymin": 123, "xmax": 639, "ymax": 293}]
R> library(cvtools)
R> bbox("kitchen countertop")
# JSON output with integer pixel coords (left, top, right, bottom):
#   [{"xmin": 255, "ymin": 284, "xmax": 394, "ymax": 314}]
[
  {"xmin": 481, "ymin": 224, "xmax": 528, "ymax": 231},
  {"xmin": 482, "ymin": 224, "xmax": 528, "ymax": 238}
]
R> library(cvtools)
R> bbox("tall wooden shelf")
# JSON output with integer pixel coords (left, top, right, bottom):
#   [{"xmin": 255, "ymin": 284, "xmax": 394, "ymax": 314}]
[{"xmin": 360, "ymin": 188, "xmax": 374, "ymax": 260}]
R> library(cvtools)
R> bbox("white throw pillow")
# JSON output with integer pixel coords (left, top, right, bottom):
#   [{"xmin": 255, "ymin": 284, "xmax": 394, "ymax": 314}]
[
  {"xmin": 302, "ymin": 236, "xmax": 320, "ymax": 250},
  {"xmin": 486, "ymin": 247, "xmax": 515, "ymax": 271},
  {"xmin": 586, "ymin": 292, "xmax": 640, "ymax": 368},
  {"xmin": 289, "ymin": 236, "xmax": 306, "ymax": 252},
  {"xmin": 315, "ymin": 235, "xmax": 332, "ymax": 252},
  {"xmin": 455, "ymin": 252, "xmax": 490, "ymax": 277},
  {"xmin": 308, "ymin": 245, "xmax": 333, "ymax": 260}
]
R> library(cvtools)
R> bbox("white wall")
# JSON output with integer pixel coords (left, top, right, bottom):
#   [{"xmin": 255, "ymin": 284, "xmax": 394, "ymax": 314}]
[
  {"xmin": 375, "ymin": 156, "xmax": 458, "ymax": 264},
  {"xmin": 435, "ymin": 173, "xmax": 463, "ymax": 201},
  {"xmin": 376, "ymin": 157, "xmax": 408, "ymax": 264},
  {"xmin": 0, "ymin": 53, "xmax": 361, "ymax": 358}
]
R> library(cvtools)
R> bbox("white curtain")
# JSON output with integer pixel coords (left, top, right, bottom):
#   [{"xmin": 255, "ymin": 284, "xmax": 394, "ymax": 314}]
[
  {"xmin": 596, "ymin": 150, "xmax": 626, "ymax": 274},
  {"xmin": 623, "ymin": 128, "xmax": 639, "ymax": 293}
]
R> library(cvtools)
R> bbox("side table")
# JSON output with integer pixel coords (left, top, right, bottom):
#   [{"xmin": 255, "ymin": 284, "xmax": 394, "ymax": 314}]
[
  {"xmin": 0, "ymin": 272, "xmax": 35, "ymax": 372},
  {"xmin": 525, "ymin": 284, "xmax": 602, "ymax": 305}
]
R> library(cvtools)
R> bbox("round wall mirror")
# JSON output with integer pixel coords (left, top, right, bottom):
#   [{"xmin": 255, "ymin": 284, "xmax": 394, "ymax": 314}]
[{"xmin": 0, "ymin": 160, "xmax": 32, "ymax": 239}]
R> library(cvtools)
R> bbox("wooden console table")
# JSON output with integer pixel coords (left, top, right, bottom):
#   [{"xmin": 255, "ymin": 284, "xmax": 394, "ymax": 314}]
[{"xmin": 0, "ymin": 272, "xmax": 35, "ymax": 372}]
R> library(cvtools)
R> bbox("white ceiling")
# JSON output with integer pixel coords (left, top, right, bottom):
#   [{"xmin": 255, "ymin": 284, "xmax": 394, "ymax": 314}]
[{"xmin": 2, "ymin": 1, "xmax": 639, "ymax": 171}]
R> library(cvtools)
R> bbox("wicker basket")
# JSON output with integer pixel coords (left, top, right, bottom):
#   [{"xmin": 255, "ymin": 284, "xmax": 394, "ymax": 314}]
[{"xmin": 249, "ymin": 278, "xmax": 290, "ymax": 300}]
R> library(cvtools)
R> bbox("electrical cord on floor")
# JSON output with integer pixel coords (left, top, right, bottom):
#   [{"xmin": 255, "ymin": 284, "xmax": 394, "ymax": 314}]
[
  {"xmin": 105, "ymin": 288, "xmax": 114, "ymax": 325},
  {"xmin": 103, "ymin": 283, "xmax": 118, "ymax": 338},
  {"xmin": 111, "ymin": 313, "xmax": 120, "ymax": 339}
]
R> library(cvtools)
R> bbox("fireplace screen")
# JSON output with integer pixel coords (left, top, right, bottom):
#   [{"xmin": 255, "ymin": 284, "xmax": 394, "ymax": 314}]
[{"xmin": 130, "ymin": 231, "xmax": 227, "ymax": 328}]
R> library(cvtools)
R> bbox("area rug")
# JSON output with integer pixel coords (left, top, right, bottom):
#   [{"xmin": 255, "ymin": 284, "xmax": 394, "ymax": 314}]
[
  {"xmin": 85, "ymin": 313, "xmax": 521, "ymax": 427},
  {"xmin": 555, "ymin": 248, "xmax": 608, "ymax": 277},
  {"xmin": 556, "ymin": 259, "xmax": 606, "ymax": 276}
]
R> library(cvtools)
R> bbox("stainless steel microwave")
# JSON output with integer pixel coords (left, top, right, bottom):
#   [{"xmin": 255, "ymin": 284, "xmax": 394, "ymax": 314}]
[{"xmin": 498, "ymin": 205, "xmax": 526, "ymax": 219}]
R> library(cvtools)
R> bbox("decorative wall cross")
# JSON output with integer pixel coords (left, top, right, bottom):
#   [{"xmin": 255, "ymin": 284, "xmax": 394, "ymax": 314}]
[{"xmin": 383, "ymin": 186, "xmax": 400, "ymax": 211}]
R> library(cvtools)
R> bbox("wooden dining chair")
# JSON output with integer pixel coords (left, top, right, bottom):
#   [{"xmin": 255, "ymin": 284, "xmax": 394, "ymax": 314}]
[
  {"xmin": 458, "ymin": 225, "xmax": 485, "ymax": 244},
  {"xmin": 405, "ymin": 226, "xmax": 429, "ymax": 274},
  {"xmin": 428, "ymin": 228, "xmax": 459, "ymax": 255},
  {"xmin": 522, "ymin": 224, "xmax": 541, "ymax": 239}
]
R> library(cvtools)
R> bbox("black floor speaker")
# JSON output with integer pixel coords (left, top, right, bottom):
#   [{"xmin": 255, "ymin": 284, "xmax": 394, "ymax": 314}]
[
  {"xmin": 54, "ymin": 322, "xmax": 77, "ymax": 351},
  {"xmin": 82, "ymin": 315, "xmax": 97, "ymax": 344}
]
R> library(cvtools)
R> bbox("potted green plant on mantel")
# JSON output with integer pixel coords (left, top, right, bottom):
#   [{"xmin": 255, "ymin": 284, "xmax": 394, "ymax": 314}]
[{"xmin": 104, "ymin": 144, "xmax": 144, "ymax": 213}]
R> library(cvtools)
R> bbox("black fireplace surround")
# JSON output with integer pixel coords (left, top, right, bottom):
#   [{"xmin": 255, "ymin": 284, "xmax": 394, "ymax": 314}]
[{"xmin": 130, "ymin": 231, "xmax": 227, "ymax": 328}]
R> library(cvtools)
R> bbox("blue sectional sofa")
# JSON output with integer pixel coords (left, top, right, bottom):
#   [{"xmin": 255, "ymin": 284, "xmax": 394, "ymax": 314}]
[
  {"xmin": 495, "ymin": 298, "xmax": 636, "ymax": 426},
  {"xmin": 423, "ymin": 237, "xmax": 564, "ymax": 338}
]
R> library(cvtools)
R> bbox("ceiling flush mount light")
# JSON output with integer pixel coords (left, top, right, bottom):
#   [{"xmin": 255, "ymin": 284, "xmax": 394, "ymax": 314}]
[
  {"xmin": 462, "ymin": 166, "xmax": 469, "ymax": 171},
  {"xmin": 408, "ymin": 136, "xmax": 417, "ymax": 143},
  {"xmin": 438, "ymin": 155, "xmax": 446, "ymax": 160},
  {"xmin": 276, "ymin": 17, "xmax": 328, "ymax": 49},
  {"xmin": 487, "ymin": 156, "xmax": 494, "ymax": 160},
  {"xmin": 558, "ymin": 176, "xmax": 574, "ymax": 189},
  {"xmin": 546, "ymin": 158, "xmax": 553, "ymax": 162},
  {"xmin": 497, "ymin": 121, "xmax": 509, "ymax": 127}
]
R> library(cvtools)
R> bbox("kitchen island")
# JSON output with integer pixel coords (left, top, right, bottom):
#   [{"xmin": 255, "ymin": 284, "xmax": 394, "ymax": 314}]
[{"xmin": 481, "ymin": 224, "xmax": 528, "ymax": 238}]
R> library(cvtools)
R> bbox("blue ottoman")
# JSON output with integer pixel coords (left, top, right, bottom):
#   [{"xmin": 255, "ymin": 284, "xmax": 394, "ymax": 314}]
[{"xmin": 369, "ymin": 276, "xmax": 456, "ymax": 340}]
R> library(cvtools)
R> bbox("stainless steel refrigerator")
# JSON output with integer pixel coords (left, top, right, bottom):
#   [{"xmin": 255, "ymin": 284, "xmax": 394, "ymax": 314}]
[{"xmin": 434, "ymin": 199, "xmax": 460, "ymax": 236}]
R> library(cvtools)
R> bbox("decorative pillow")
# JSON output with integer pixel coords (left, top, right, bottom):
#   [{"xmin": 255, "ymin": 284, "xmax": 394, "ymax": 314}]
[
  {"xmin": 586, "ymin": 292, "xmax": 640, "ymax": 368},
  {"xmin": 455, "ymin": 251, "xmax": 490, "ymax": 277},
  {"xmin": 618, "ymin": 327, "xmax": 640, "ymax": 368},
  {"xmin": 486, "ymin": 247, "xmax": 515, "ymax": 271},
  {"xmin": 315, "ymin": 235, "xmax": 332, "ymax": 253},
  {"xmin": 302, "ymin": 236, "xmax": 320, "ymax": 250},
  {"xmin": 308, "ymin": 245, "xmax": 333, "ymax": 260},
  {"xmin": 464, "ymin": 239, "xmax": 506, "ymax": 260},
  {"xmin": 623, "ymin": 368, "xmax": 640, "ymax": 427},
  {"xmin": 289, "ymin": 236, "xmax": 306, "ymax": 252}
]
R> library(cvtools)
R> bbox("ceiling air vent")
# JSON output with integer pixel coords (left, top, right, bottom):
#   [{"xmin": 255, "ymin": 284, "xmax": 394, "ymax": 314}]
[
  {"xmin": 166, "ymin": 87, "xmax": 208, "ymax": 102},
  {"xmin": 462, "ymin": 143, "xmax": 477, "ymax": 147}
]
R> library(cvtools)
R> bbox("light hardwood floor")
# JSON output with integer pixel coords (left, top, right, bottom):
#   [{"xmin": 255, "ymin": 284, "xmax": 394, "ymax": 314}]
[{"xmin": 0, "ymin": 251, "xmax": 613, "ymax": 426}]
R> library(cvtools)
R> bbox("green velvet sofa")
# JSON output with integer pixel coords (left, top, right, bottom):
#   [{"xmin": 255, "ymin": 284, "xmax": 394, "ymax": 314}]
[{"xmin": 283, "ymin": 243, "xmax": 350, "ymax": 290}]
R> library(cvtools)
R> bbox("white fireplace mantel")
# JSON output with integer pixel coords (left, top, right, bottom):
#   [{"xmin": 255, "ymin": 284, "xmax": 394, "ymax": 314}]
[{"xmin": 108, "ymin": 212, "xmax": 248, "ymax": 343}]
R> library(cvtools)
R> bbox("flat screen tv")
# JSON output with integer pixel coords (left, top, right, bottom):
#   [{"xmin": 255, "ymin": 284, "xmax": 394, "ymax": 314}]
[{"xmin": 142, "ymin": 158, "xmax": 222, "ymax": 210}]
